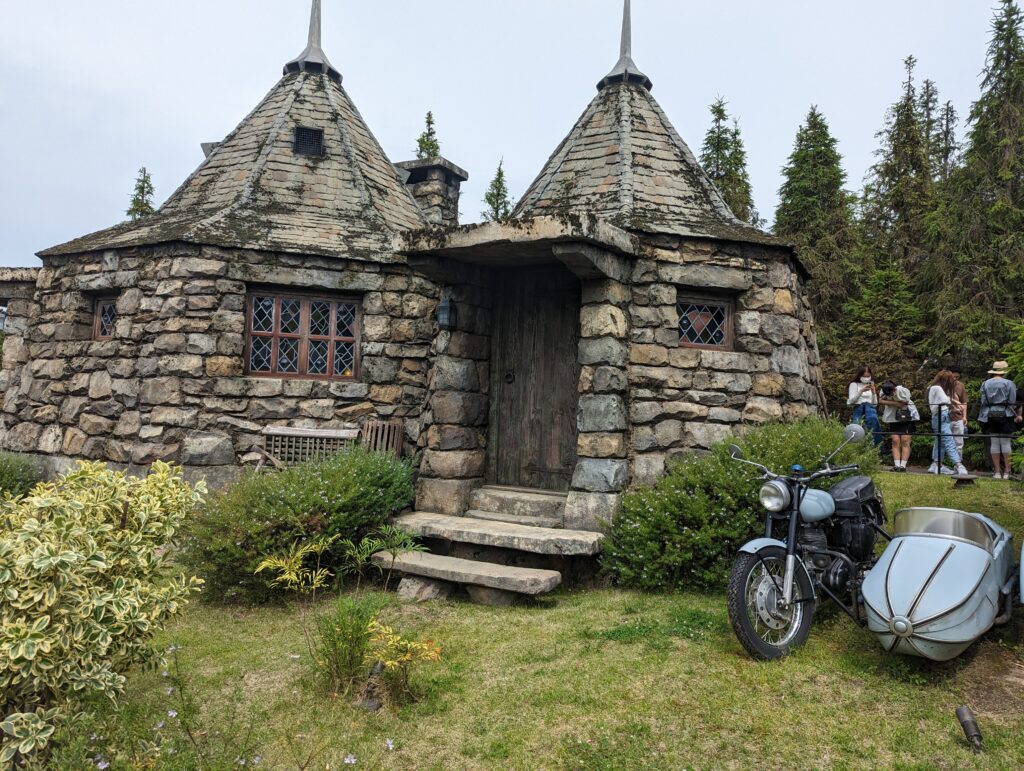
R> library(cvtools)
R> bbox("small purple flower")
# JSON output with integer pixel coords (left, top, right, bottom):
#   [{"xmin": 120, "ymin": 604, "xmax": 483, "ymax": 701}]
[
  {"xmin": 344, "ymin": 754, "xmax": 357, "ymax": 765},
  {"xmin": 96, "ymin": 762, "xmax": 110, "ymax": 770},
  {"xmin": 168, "ymin": 709, "xmax": 178, "ymax": 718},
  {"xmin": 252, "ymin": 757, "xmax": 262, "ymax": 766},
  {"xmin": 162, "ymin": 670, "xmax": 169, "ymax": 678},
  {"xmin": 385, "ymin": 739, "xmax": 394, "ymax": 751},
  {"xmin": 167, "ymin": 687, "xmax": 174, "ymax": 695},
  {"xmin": 154, "ymin": 721, "xmax": 165, "ymax": 731}
]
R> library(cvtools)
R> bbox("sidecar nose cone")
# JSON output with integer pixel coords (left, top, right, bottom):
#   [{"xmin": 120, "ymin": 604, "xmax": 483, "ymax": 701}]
[{"xmin": 890, "ymin": 616, "xmax": 913, "ymax": 637}]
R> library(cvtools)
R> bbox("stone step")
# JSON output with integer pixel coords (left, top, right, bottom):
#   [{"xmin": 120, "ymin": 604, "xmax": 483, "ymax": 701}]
[
  {"xmin": 393, "ymin": 512, "xmax": 603, "ymax": 556},
  {"xmin": 465, "ymin": 509, "xmax": 563, "ymax": 530},
  {"xmin": 469, "ymin": 486, "xmax": 568, "ymax": 520},
  {"xmin": 372, "ymin": 551, "xmax": 561, "ymax": 595}
]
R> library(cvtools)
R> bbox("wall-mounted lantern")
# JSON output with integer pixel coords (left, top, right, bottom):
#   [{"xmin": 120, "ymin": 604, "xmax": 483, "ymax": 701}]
[{"xmin": 436, "ymin": 295, "xmax": 458, "ymax": 331}]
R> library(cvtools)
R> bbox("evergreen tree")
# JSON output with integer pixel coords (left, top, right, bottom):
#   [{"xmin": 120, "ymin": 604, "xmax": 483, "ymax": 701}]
[
  {"xmin": 126, "ymin": 167, "xmax": 155, "ymax": 222},
  {"xmin": 936, "ymin": 101, "xmax": 961, "ymax": 182},
  {"xmin": 415, "ymin": 111, "xmax": 441, "ymax": 159},
  {"xmin": 700, "ymin": 98, "xmax": 756, "ymax": 224},
  {"xmin": 482, "ymin": 160, "xmax": 515, "ymax": 222},
  {"xmin": 774, "ymin": 106, "xmax": 859, "ymax": 322},
  {"xmin": 860, "ymin": 56, "xmax": 932, "ymax": 269},
  {"xmin": 920, "ymin": 0, "xmax": 1024, "ymax": 365}
]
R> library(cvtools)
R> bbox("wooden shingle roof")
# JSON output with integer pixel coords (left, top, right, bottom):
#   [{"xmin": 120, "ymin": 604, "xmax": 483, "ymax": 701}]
[{"xmin": 40, "ymin": 70, "xmax": 425, "ymax": 259}]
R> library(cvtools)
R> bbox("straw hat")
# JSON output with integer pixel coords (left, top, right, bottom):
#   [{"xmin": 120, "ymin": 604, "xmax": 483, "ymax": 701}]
[{"xmin": 988, "ymin": 360, "xmax": 1011, "ymax": 375}]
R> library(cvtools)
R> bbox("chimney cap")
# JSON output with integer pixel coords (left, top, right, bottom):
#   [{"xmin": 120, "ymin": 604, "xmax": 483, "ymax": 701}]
[{"xmin": 395, "ymin": 157, "xmax": 469, "ymax": 183}]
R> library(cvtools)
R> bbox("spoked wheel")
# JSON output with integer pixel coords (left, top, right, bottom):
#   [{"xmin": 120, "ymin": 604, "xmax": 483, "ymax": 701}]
[{"xmin": 727, "ymin": 546, "xmax": 815, "ymax": 660}]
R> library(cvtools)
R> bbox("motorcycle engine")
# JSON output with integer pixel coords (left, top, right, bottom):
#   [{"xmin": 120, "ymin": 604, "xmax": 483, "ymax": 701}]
[
  {"xmin": 832, "ymin": 518, "xmax": 877, "ymax": 562},
  {"xmin": 798, "ymin": 527, "xmax": 831, "ymax": 570}
]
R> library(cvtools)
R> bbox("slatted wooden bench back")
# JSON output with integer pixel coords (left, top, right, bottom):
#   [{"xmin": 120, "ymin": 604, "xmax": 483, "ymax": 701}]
[
  {"xmin": 261, "ymin": 426, "xmax": 360, "ymax": 467},
  {"xmin": 360, "ymin": 418, "xmax": 404, "ymax": 457}
]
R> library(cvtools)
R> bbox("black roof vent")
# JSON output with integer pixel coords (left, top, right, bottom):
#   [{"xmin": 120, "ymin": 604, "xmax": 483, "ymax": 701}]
[{"xmin": 294, "ymin": 127, "xmax": 325, "ymax": 157}]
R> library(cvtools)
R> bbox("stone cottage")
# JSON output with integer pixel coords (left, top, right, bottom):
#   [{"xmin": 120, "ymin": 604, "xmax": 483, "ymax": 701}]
[{"xmin": 0, "ymin": 1, "xmax": 821, "ymax": 541}]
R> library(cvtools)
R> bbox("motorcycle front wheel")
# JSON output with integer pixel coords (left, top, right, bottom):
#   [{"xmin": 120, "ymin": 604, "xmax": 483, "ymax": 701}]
[{"xmin": 727, "ymin": 546, "xmax": 815, "ymax": 660}]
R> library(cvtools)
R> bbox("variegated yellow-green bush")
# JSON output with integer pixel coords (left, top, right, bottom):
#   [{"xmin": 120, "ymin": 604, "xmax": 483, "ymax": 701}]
[{"xmin": 0, "ymin": 461, "xmax": 205, "ymax": 766}]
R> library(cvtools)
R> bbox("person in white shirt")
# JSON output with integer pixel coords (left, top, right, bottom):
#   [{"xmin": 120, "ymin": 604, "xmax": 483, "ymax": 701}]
[
  {"xmin": 847, "ymin": 366, "xmax": 882, "ymax": 446},
  {"xmin": 928, "ymin": 370, "xmax": 969, "ymax": 476},
  {"xmin": 878, "ymin": 380, "xmax": 918, "ymax": 472}
]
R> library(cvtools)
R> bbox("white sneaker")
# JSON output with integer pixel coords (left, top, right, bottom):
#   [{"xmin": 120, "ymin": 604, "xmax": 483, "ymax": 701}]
[
  {"xmin": 994, "ymin": 472, "xmax": 1004, "ymax": 479},
  {"xmin": 954, "ymin": 465, "xmax": 969, "ymax": 476},
  {"xmin": 940, "ymin": 466, "xmax": 956, "ymax": 475},
  {"xmin": 1003, "ymin": 473, "xmax": 1013, "ymax": 480},
  {"xmin": 927, "ymin": 463, "xmax": 940, "ymax": 474}
]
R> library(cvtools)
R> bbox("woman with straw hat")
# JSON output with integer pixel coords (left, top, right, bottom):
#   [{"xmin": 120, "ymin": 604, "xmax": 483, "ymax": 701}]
[{"xmin": 979, "ymin": 361, "xmax": 1022, "ymax": 479}]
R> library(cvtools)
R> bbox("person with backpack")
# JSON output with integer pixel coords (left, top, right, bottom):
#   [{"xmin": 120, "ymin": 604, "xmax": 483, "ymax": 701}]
[
  {"xmin": 928, "ymin": 370, "xmax": 969, "ymax": 476},
  {"xmin": 979, "ymin": 361, "xmax": 1022, "ymax": 479},
  {"xmin": 847, "ymin": 366, "xmax": 883, "ymax": 446},
  {"xmin": 879, "ymin": 380, "xmax": 918, "ymax": 472}
]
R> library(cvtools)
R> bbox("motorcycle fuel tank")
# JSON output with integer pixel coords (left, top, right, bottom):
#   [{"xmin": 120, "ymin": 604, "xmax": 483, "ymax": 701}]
[
  {"xmin": 862, "ymin": 508, "xmax": 1014, "ymax": 662},
  {"xmin": 799, "ymin": 489, "xmax": 836, "ymax": 523}
]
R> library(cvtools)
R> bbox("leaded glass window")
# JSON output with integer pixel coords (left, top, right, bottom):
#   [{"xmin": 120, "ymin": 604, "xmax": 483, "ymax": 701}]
[
  {"xmin": 677, "ymin": 296, "xmax": 733, "ymax": 350},
  {"xmin": 94, "ymin": 297, "xmax": 119, "ymax": 340},
  {"xmin": 246, "ymin": 293, "xmax": 359, "ymax": 380}
]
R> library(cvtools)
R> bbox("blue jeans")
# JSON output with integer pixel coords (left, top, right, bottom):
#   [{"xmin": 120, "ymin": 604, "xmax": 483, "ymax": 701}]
[
  {"xmin": 931, "ymin": 412, "xmax": 961, "ymax": 466},
  {"xmin": 852, "ymin": 403, "xmax": 883, "ymax": 446}
]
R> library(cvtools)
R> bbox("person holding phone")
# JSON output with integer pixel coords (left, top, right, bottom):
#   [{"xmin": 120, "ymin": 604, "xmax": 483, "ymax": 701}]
[
  {"xmin": 847, "ymin": 366, "xmax": 882, "ymax": 446},
  {"xmin": 979, "ymin": 361, "xmax": 1022, "ymax": 479},
  {"xmin": 879, "ymin": 380, "xmax": 917, "ymax": 472}
]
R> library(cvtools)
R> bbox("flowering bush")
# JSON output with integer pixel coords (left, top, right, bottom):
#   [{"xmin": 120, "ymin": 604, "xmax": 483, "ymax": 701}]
[
  {"xmin": 0, "ymin": 461, "xmax": 204, "ymax": 767},
  {"xmin": 601, "ymin": 418, "xmax": 880, "ymax": 590},
  {"xmin": 183, "ymin": 447, "xmax": 415, "ymax": 602}
]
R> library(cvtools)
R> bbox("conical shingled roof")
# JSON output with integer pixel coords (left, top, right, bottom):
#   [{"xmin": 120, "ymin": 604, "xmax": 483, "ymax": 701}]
[
  {"xmin": 512, "ymin": 81, "xmax": 771, "ymax": 243},
  {"xmin": 41, "ymin": 70, "xmax": 425, "ymax": 258}
]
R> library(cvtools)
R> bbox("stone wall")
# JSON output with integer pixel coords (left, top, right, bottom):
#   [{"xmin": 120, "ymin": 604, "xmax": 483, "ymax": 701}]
[
  {"xmin": 415, "ymin": 264, "xmax": 492, "ymax": 515},
  {"xmin": 0, "ymin": 243, "xmax": 443, "ymax": 478},
  {"xmin": 626, "ymin": 236, "xmax": 821, "ymax": 486}
]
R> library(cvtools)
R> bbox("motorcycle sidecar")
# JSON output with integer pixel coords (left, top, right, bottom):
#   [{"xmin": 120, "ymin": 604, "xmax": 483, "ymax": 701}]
[{"xmin": 861, "ymin": 507, "xmax": 1016, "ymax": 662}]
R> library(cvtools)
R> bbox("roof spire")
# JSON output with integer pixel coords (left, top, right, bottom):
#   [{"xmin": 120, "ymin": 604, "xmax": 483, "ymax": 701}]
[
  {"xmin": 598, "ymin": 0, "xmax": 653, "ymax": 92},
  {"xmin": 284, "ymin": 0, "xmax": 342, "ymax": 83}
]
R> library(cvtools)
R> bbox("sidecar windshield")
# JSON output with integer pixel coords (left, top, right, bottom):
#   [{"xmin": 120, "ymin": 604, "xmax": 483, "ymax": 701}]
[{"xmin": 893, "ymin": 508, "xmax": 996, "ymax": 554}]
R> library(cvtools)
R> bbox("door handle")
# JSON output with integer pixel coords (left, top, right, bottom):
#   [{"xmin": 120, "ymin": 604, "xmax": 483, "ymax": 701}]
[{"xmin": 504, "ymin": 372, "xmax": 515, "ymax": 384}]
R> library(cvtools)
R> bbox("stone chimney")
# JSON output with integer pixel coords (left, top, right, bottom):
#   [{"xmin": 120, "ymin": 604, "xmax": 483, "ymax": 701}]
[{"xmin": 395, "ymin": 157, "xmax": 469, "ymax": 228}]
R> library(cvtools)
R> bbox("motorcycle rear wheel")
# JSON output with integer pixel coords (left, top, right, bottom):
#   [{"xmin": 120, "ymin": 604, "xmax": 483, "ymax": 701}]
[{"xmin": 727, "ymin": 546, "xmax": 815, "ymax": 660}]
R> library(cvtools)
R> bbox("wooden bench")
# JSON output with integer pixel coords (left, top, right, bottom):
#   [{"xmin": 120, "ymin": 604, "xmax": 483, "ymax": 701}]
[{"xmin": 247, "ymin": 419, "xmax": 405, "ymax": 470}]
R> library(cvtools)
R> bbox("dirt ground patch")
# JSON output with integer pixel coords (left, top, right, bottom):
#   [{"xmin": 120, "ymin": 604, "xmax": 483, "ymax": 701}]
[{"xmin": 962, "ymin": 639, "xmax": 1024, "ymax": 718}]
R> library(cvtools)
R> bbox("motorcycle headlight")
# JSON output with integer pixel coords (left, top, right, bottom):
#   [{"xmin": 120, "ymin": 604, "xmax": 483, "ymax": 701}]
[{"xmin": 759, "ymin": 480, "xmax": 792, "ymax": 513}]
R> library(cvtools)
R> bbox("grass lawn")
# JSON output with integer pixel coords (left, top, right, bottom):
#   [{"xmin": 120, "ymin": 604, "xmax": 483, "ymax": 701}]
[{"xmin": 75, "ymin": 475, "xmax": 1024, "ymax": 770}]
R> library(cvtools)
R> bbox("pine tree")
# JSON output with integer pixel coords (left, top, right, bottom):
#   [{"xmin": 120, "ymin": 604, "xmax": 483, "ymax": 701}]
[
  {"xmin": 126, "ymin": 167, "xmax": 155, "ymax": 222},
  {"xmin": 860, "ymin": 56, "xmax": 932, "ymax": 269},
  {"xmin": 415, "ymin": 111, "xmax": 441, "ymax": 159},
  {"xmin": 699, "ymin": 98, "xmax": 756, "ymax": 224},
  {"xmin": 482, "ymin": 160, "xmax": 515, "ymax": 222},
  {"xmin": 774, "ymin": 106, "xmax": 858, "ymax": 322},
  {"xmin": 936, "ymin": 101, "xmax": 960, "ymax": 182},
  {"xmin": 920, "ymin": 0, "xmax": 1024, "ymax": 365}
]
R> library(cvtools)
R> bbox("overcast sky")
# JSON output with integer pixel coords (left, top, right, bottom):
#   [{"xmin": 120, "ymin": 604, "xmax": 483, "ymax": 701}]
[{"xmin": 0, "ymin": 0, "xmax": 994, "ymax": 267}]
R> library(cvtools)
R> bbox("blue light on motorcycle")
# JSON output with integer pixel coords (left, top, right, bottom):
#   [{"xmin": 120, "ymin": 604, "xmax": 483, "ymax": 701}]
[
  {"xmin": 759, "ymin": 480, "xmax": 792, "ymax": 512},
  {"xmin": 791, "ymin": 464, "xmax": 805, "ymax": 474}
]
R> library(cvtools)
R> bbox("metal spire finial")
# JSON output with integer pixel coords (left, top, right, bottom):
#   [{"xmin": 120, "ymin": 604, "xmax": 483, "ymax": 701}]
[
  {"xmin": 598, "ymin": 0, "xmax": 652, "ymax": 92},
  {"xmin": 284, "ymin": 0, "xmax": 342, "ymax": 83}
]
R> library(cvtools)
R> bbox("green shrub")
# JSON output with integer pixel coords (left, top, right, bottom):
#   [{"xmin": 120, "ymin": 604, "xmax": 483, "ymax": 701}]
[
  {"xmin": 314, "ymin": 594, "xmax": 389, "ymax": 697},
  {"xmin": 601, "ymin": 418, "xmax": 880, "ymax": 591},
  {"xmin": 0, "ymin": 452, "xmax": 42, "ymax": 497},
  {"xmin": 0, "ymin": 461, "xmax": 204, "ymax": 767},
  {"xmin": 182, "ymin": 447, "xmax": 415, "ymax": 603}
]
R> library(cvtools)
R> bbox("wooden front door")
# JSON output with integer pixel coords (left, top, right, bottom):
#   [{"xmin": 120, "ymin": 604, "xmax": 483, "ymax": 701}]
[{"xmin": 489, "ymin": 265, "xmax": 580, "ymax": 491}]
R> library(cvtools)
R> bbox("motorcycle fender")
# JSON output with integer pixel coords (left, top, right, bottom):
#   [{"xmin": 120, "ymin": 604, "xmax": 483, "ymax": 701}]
[{"xmin": 738, "ymin": 538, "xmax": 817, "ymax": 600}]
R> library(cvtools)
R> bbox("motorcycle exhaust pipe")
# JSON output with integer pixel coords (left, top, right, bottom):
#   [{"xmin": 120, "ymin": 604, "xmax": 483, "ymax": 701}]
[{"xmin": 956, "ymin": 706, "xmax": 982, "ymax": 752}]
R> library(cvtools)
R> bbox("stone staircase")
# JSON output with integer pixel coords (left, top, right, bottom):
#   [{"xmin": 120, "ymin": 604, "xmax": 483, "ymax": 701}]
[{"xmin": 372, "ymin": 485, "xmax": 604, "ymax": 605}]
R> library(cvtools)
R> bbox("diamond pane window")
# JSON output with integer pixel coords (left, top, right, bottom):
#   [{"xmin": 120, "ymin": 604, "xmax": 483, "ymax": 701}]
[
  {"xmin": 246, "ymin": 292, "xmax": 359, "ymax": 380},
  {"xmin": 252, "ymin": 297, "xmax": 275, "ymax": 333},
  {"xmin": 337, "ymin": 303, "xmax": 356, "ymax": 338},
  {"xmin": 334, "ymin": 341, "xmax": 355, "ymax": 378},
  {"xmin": 678, "ymin": 296, "xmax": 733, "ymax": 350},
  {"xmin": 94, "ymin": 297, "xmax": 119, "ymax": 340},
  {"xmin": 310, "ymin": 301, "xmax": 331, "ymax": 337},
  {"xmin": 250, "ymin": 337, "xmax": 273, "ymax": 372},
  {"xmin": 308, "ymin": 339, "xmax": 329, "ymax": 375}
]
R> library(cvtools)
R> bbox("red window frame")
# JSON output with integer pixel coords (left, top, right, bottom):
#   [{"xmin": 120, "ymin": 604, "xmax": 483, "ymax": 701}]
[
  {"xmin": 93, "ymin": 296, "xmax": 119, "ymax": 341},
  {"xmin": 245, "ymin": 291, "xmax": 360, "ymax": 381},
  {"xmin": 677, "ymin": 294, "xmax": 735, "ymax": 351}
]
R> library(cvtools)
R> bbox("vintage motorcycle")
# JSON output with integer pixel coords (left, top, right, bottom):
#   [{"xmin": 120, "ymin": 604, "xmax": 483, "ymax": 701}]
[{"xmin": 726, "ymin": 424, "xmax": 1022, "ymax": 661}]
